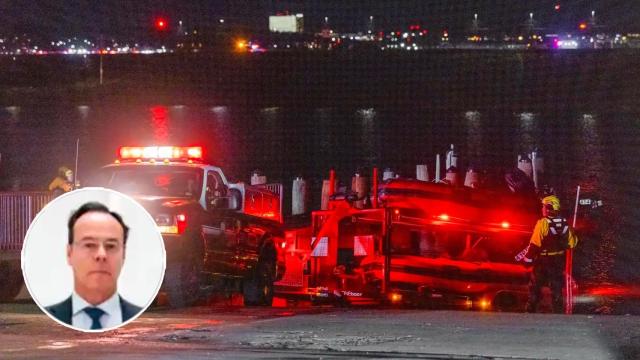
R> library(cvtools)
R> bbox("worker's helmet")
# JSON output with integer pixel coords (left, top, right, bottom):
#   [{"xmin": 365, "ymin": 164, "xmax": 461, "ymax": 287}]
[
  {"xmin": 58, "ymin": 166, "xmax": 71, "ymax": 176},
  {"xmin": 542, "ymin": 195, "xmax": 561, "ymax": 211}
]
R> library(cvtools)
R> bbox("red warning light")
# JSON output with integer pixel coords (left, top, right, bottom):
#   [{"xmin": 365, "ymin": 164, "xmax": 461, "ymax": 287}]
[
  {"xmin": 554, "ymin": 4, "xmax": 561, "ymax": 11},
  {"xmin": 176, "ymin": 214, "xmax": 187, "ymax": 234},
  {"xmin": 501, "ymin": 221, "xmax": 510, "ymax": 229},
  {"xmin": 118, "ymin": 146, "xmax": 203, "ymax": 160},
  {"xmin": 155, "ymin": 18, "xmax": 168, "ymax": 31},
  {"xmin": 438, "ymin": 214, "xmax": 450, "ymax": 221}
]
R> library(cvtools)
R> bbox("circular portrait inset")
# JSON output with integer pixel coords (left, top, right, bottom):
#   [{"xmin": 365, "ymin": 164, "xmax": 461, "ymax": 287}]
[{"xmin": 21, "ymin": 187, "xmax": 166, "ymax": 332}]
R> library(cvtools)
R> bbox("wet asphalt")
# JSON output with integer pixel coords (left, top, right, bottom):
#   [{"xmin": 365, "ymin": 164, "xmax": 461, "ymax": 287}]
[{"xmin": 1, "ymin": 299, "xmax": 639, "ymax": 360}]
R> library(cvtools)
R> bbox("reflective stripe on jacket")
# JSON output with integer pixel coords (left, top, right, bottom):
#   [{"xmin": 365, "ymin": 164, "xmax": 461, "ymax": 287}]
[{"xmin": 525, "ymin": 216, "xmax": 578, "ymax": 260}]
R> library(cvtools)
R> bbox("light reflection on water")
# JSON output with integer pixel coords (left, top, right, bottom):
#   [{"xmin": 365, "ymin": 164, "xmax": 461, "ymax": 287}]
[
  {"xmin": 464, "ymin": 110, "xmax": 482, "ymax": 165},
  {"xmin": 357, "ymin": 107, "xmax": 378, "ymax": 168},
  {"xmin": 150, "ymin": 106, "xmax": 170, "ymax": 142},
  {"xmin": 516, "ymin": 112, "xmax": 537, "ymax": 153},
  {"xmin": 572, "ymin": 114, "xmax": 614, "ymax": 287}
]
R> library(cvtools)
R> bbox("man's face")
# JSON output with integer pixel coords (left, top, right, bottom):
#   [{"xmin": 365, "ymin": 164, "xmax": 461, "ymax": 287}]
[
  {"xmin": 542, "ymin": 205, "xmax": 550, "ymax": 217},
  {"xmin": 67, "ymin": 211, "xmax": 125, "ymax": 300}
]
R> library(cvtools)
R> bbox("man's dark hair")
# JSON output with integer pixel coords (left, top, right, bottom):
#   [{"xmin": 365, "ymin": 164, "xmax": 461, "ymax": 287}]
[{"xmin": 67, "ymin": 202, "xmax": 130, "ymax": 245}]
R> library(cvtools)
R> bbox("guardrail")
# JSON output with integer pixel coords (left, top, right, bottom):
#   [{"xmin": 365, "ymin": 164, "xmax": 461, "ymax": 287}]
[{"xmin": 0, "ymin": 192, "xmax": 52, "ymax": 251}]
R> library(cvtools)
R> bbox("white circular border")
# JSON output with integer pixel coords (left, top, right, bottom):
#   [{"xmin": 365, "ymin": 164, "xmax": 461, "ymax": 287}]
[{"xmin": 21, "ymin": 187, "xmax": 166, "ymax": 332}]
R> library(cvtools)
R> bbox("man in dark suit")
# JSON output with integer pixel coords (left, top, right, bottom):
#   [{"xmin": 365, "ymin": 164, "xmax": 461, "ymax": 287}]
[{"xmin": 45, "ymin": 202, "xmax": 142, "ymax": 330}]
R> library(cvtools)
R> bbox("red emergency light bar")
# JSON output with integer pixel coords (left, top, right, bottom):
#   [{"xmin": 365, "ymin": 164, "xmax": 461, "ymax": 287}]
[
  {"xmin": 118, "ymin": 146, "xmax": 203, "ymax": 160},
  {"xmin": 438, "ymin": 214, "xmax": 450, "ymax": 221}
]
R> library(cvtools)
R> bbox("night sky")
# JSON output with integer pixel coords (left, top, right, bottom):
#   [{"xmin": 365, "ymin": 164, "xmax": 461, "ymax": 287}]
[{"xmin": 1, "ymin": 1, "xmax": 639, "ymax": 40}]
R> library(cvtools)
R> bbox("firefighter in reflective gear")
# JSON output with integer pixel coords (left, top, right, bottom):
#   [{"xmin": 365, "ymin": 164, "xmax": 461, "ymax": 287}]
[
  {"xmin": 48, "ymin": 166, "xmax": 74, "ymax": 197},
  {"xmin": 521, "ymin": 195, "xmax": 578, "ymax": 313}
]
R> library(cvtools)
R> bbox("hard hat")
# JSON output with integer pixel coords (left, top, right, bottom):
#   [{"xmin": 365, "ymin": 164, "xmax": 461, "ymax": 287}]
[
  {"xmin": 542, "ymin": 195, "xmax": 561, "ymax": 211},
  {"xmin": 58, "ymin": 166, "xmax": 72, "ymax": 176}
]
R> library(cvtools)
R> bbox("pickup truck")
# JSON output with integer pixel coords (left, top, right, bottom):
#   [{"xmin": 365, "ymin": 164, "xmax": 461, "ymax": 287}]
[{"xmin": 89, "ymin": 146, "xmax": 286, "ymax": 307}]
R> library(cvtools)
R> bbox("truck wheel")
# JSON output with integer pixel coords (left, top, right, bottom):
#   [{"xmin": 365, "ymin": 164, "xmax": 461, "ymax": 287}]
[
  {"xmin": 243, "ymin": 260, "xmax": 274, "ymax": 306},
  {"xmin": 165, "ymin": 260, "xmax": 202, "ymax": 308},
  {"xmin": 0, "ymin": 261, "xmax": 23, "ymax": 302}
]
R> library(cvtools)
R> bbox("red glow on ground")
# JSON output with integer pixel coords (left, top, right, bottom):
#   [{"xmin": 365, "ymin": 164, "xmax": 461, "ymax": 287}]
[
  {"xmin": 586, "ymin": 285, "xmax": 640, "ymax": 297},
  {"xmin": 276, "ymin": 311, "xmax": 296, "ymax": 317},
  {"xmin": 271, "ymin": 297, "xmax": 288, "ymax": 308},
  {"xmin": 171, "ymin": 323, "xmax": 198, "ymax": 329}
]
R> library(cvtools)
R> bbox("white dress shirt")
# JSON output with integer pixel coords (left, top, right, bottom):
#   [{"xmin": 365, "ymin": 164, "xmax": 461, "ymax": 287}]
[{"xmin": 71, "ymin": 291, "xmax": 123, "ymax": 330}]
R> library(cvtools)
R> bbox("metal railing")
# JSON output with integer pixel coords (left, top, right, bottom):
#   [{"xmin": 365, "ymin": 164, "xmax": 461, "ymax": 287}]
[
  {"xmin": 0, "ymin": 192, "xmax": 53, "ymax": 251},
  {"xmin": 257, "ymin": 183, "xmax": 284, "ymax": 223}
]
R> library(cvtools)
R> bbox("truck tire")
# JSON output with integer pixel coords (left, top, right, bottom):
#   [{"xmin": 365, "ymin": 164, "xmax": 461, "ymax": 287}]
[
  {"xmin": 243, "ymin": 259, "xmax": 275, "ymax": 306},
  {"xmin": 165, "ymin": 259, "xmax": 202, "ymax": 308},
  {"xmin": 0, "ymin": 261, "xmax": 23, "ymax": 302}
]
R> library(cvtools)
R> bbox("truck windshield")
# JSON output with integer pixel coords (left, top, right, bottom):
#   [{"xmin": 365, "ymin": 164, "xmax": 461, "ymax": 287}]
[{"xmin": 93, "ymin": 166, "xmax": 203, "ymax": 199}]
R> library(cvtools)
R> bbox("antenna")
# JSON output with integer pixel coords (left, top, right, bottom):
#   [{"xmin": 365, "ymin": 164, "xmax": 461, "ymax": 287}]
[{"xmin": 74, "ymin": 138, "xmax": 80, "ymax": 189}]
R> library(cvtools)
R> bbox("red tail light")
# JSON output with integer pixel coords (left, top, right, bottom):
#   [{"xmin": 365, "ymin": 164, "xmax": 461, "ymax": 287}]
[
  {"xmin": 157, "ymin": 213, "xmax": 188, "ymax": 235},
  {"xmin": 176, "ymin": 214, "xmax": 187, "ymax": 234}
]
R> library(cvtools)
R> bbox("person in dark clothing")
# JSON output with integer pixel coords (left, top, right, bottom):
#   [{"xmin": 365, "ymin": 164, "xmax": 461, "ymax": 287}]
[{"xmin": 519, "ymin": 195, "xmax": 578, "ymax": 313}]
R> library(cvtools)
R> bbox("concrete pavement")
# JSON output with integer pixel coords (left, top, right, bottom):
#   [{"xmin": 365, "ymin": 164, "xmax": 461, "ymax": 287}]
[{"xmin": 1, "ymin": 302, "xmax": 638, "ymax": 359}]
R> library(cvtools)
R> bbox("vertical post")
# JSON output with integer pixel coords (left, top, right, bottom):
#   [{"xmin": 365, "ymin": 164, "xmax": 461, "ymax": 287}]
[
  {"xmin": 74, "ymin": 138, "xmax": 80, "ymax": 189},
  {"xmin": 372, "ymin": 167, "xmax": 378, "ymax": 208},
  {"xmin": 572, "ymin": 185, "xmax": 580, "ymax": 228},
  {"xmin": 566, "ymin": 185, "xmax": 580, "ymax": 314},
  {"xmin": 531, "ymin": 151, "xmax": 538, "ymax": 190},
  {"xmin": 382, "ymin": 208, "xmax": 391, "ymax": 296},
  {"xmin": 329, "ymin": 169, "xmax": 336, "ymax": 196},
  {"xmin": 435, "ymin": 154, "xmax": 441, "ymax": 182}
]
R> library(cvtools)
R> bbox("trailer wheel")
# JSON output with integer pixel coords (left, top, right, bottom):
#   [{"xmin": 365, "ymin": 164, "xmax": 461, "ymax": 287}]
[
  {"xmin": 0, "ymin": 261, "xmax": 23, "ymax": 302},
  {"xmin": 165, "ymin": 259, "xmax": 202, "ymax": 308},
  {"xmin": 243, "ymin": 259, "xmax": 275, "ymax": 306}
]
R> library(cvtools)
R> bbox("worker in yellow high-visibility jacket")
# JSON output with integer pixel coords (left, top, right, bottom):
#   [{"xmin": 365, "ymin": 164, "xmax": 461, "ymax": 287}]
[
  {"xmin": 521, "ymin": 195, "xmax": 578, "ymax": 313},
  {"xmin": 48, "ymin": 166, "xmax": 74, "ymax": 197}
]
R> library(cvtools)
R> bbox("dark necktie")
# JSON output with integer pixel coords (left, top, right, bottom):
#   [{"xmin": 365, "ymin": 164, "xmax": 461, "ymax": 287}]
[{"xmin": 83, "ymin": 307, "xmax": 105, "ymax": 330}]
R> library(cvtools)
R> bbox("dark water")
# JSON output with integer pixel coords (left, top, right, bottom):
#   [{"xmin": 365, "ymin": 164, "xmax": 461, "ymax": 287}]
[{"xmin": 1, "ymin": 51, "xmax": 639, "ymax": 307}]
